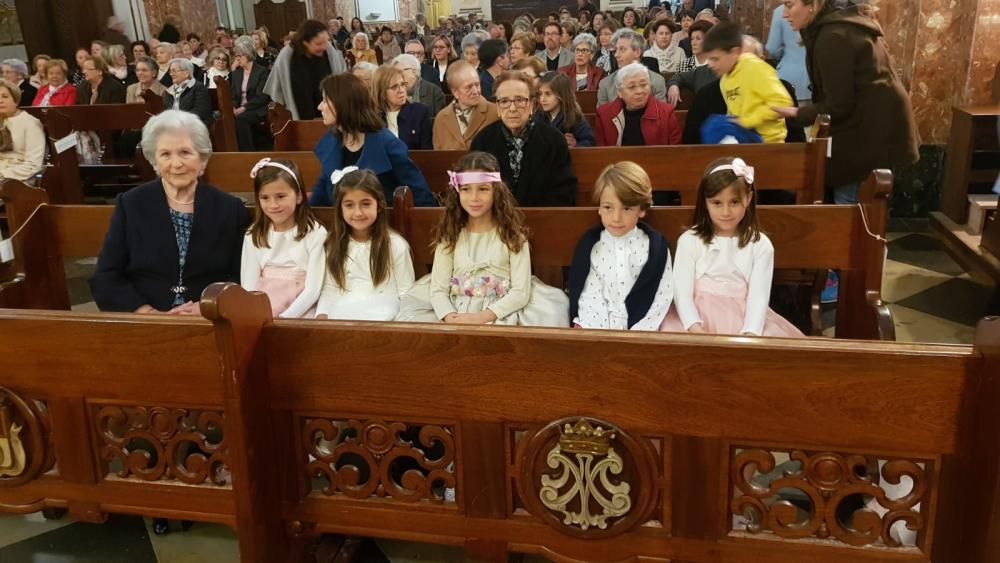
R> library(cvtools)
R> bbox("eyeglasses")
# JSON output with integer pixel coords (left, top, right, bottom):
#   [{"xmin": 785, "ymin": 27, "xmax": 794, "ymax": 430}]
[
  {"xmin": 432, "ymin": 45, "xmax": 448, "ymax": 50},
  {"xmin": 574, "ymin": 47, "xmax": 593, "ymax": 54},
  {"xmin": 405, "ymin": 51, "xmax": 423, "ymax": 56},
  {"xmin": 387, "ymin": 82, "xmax": 407, "ymax": 91},
  {"xmin": 496, "ymin": 97, "xmax": 530, "ymax": 109}
]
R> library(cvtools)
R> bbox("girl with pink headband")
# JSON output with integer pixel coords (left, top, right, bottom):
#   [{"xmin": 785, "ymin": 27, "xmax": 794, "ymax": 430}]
[
  {"xmin": 396, "ymin": 151, "xmax": 569, "ymax": 326},
  {"xmin": 240, "ymin": 158, "xmax": 327, "ymax": 318}
]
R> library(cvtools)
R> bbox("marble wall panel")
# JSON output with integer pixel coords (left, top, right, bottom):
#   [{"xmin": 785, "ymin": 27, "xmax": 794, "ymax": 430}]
[
  {"xmin": 335, "ymin": 0, "xmax": 356, "ymax": 21},
  {"xmin": 144, "ymin": 0, "xmax": 182, "ymax": 39},
  {"xmin": 867, "ymin": 0, "xmax": 921, "ymax": 91},
  {"xmin": 178, "ymin": 0, "xmax": 221, "ymax": 45},
  {"xmin": 909, "ymin": 0, "xmax": 979, "ymax": 144},
  {"xmin": 965, "ymin": 0, "xmax": 1000, "ymax": 104},
  {"xmin": 310, "ymin": 0, "xmax": 337, "ymax": 24}
]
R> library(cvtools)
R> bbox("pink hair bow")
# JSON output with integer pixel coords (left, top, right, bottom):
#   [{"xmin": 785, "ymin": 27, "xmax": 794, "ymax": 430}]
[
  {"xmin": 447, "ymin": 170, "xmax": 461, "ymax": 192},
  {"xmin": 249, "ymin": 157, "xmax": 271, "ymax": 179},
  {"xmin": 447, "ymin": 170, "xmax": 503, "ymax": 192},
  {"xmin": 710, "ymin": 158, "xmax": 755, "ymax": 184}
]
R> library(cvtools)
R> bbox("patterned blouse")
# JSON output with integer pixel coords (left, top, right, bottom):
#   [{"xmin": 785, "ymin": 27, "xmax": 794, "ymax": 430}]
[{"xmin": 169, "ymin": 209, "xmax": 194, "ymax": 306}]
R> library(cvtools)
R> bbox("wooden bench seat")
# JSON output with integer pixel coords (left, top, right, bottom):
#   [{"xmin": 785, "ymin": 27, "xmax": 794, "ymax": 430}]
[
  {"xmin": 0, "ymin": 169, "xmax": 892, "ymax": 339},
  {"xmin": 0, "ymin": 285, "xmax": 996, "ymax": 562},
  {"xmin": 206, "ymin": 116, "xmax": 829, "ymax": 206}
]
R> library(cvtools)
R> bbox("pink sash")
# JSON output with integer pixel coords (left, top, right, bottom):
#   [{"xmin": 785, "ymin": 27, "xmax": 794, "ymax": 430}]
[{"xmin": 257, "ymin": 266, "xmax": 306, "ymax": 316}]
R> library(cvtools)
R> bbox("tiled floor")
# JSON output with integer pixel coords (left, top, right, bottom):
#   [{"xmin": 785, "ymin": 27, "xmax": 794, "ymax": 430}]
[{"xmin": 2, "ymin": 224, "xmax": 996, "ymax": 561}]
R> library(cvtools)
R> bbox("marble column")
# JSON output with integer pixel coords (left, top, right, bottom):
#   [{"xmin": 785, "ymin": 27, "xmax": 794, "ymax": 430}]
[{"xmin": 964, "ymin": 0, "xmax": 1000, "ymax": 104}]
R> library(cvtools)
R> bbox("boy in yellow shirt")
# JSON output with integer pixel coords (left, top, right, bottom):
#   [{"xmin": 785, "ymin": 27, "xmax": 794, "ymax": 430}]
[{"xmin": 703, "ymin": 22, "xmax": 792, "ymax": 143}]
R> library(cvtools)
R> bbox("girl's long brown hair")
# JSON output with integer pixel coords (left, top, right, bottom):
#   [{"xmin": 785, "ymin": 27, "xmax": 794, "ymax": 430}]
[
  {"xmin": 537, "ymin": 72, "xmax": 583, "ymax": 132},
  {"xmin": 691, "ymin": 157, "xmax": 761, "ymax": 248},
  {"xmin": 432, "ymin": 152, "xmax": 528, "ymax": 254},
  {"xmin": 325, "ymin": 169, "xmax": 394, "ymax": 290},
  {"xmin": 249, "ymin": 159, "xmax": 318, "ymax": 248}
]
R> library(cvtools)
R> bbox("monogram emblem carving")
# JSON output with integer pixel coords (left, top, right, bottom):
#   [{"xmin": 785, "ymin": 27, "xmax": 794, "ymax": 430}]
[
  {"xmin": 0, "ymin": 387, "xmax": 53, "ymax": 487},
  {"xmin": 539, "ymin": 420, "xmax": 631, "ymax": 531},
  {"xmin": 516, "ymin": 417, "xmax": 659, "ymax": 539},
  {"xmin": 303, "ymin": 418, "xmax": 456, "ymax": 503},
  {"xmin": 95, "ymin": 406, "xmax": 230, "ymax": 486},
  {"xmin": 731, "ymin": 448, "xmax": 927, "ymax": 548}
]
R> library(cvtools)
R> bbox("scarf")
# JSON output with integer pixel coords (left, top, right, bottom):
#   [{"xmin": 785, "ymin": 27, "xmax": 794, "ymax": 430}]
[
  {"xmin": 501, "ymin": 119, "xmax": 534, "ymax": 184},
  {"xmin": 596, "ymin": 48, "xmax": 613, "ymax": 72},
  {"xmin": 39, "ymin": 82, "xmax": 69, "ymax": 107},
  {"xmin": 168, "ymin": 78, "xmax": 197, "ymax": 109},
  {"xmin": 645, "ymin": 42, "xmax": 681, "ymax": 72},
  {"xmin": 454, "ymin": 102, "xmax": 475, "ymax": 134}
]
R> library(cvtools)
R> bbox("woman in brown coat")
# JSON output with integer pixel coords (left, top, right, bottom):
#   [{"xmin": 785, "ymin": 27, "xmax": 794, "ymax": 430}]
[{"xmin": 773, "ymin": 0, "xmax": 918, "ymax": 204}]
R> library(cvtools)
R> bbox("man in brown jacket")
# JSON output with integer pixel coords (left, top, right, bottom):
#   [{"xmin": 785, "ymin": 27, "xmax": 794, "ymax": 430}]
[
  {"xmin": 432, "ymin": 61, "xmax": 499, "ymax": 150},
  {"xmin": 773, "ymin": 0, "xmax": 919, "ymax": 204}
]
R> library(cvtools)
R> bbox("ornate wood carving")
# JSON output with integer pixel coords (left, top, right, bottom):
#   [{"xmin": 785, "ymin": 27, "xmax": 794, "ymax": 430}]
[
  {"xmin": 515, "ymin": 417, "xmax": 660, "ymax": 539},
  {"xmin": 95, "ymin": 406, "xmax": 230, "ymax": 486},
  {"xmin": 0, "ymin": 387, "xmax": 55, "ymax": 487},
  {"xmin": 731, "ymin": 448, "xmax": 928, "ymax": 548},
  {"xmin": 303, "ymin": 418, "xmax": 456, "ymax": 503}
]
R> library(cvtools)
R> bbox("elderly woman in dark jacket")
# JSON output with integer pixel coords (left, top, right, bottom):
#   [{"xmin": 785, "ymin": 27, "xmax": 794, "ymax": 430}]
[
  {"xmin": 230, "ymin": 36, "xmax": 271, "ymax": 151},
  {"xmin": 163, "ymin": 58, "xmax": 213, "ymax": 127},
  {"xmin": 471, "ymin": 71, "xmax": 578, "ymax": 206},
  {"xmin": 773, "ymin": 0, "xmax": 918, "ymax": 204},
  {"xmin": 76, "ymin": 55, "xmax": 126, "ymax": 104},
  {"xmin": 91, "ymin": 110, "xmax": 249, "ymax": 314}
]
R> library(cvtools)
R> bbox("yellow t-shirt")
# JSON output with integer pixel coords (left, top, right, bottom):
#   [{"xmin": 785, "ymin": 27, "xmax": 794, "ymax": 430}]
[{"xmin": 720, "ymin": 53, "xmax": 793, "ymax": 143}]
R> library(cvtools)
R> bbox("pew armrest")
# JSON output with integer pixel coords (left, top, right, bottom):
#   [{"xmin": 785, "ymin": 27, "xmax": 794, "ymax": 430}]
[{"xmin": 867, "ymin": 290, "xmax": 896, "ymax": 341}]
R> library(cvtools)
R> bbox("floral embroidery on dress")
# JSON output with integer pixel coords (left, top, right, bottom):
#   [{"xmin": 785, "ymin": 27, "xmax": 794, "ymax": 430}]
[{"xmin": 450, "ymin": 274, "xmax": 510, "ymax": 298}]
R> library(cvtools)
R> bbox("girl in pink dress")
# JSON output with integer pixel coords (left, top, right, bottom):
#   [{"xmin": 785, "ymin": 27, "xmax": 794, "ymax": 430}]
[
  {"xmin": 240, "ymin": 158, "xmax": 327, "ymax": 318},
  {"xmin": 661, "ymin": 157, "xmax": 803, "ymax": 337}
]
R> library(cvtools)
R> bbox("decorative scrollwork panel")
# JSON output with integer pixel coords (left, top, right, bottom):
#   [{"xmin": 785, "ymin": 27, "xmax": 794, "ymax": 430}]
[
  {"xmin": 303, "ymin": 418, "xmax": 456, "ymax": 504},
  {"xmin": 0, "ymin": 387, "xmax": 55, "ymax": 487},
  {"xmin": 94, "ymin": 405, "xmax": 230, "ymax": 486},
  {"xmin": 515, "ymin": 417, "xmax": 661, "ymax": 539},
  {"xmin": 730, "ymin": 447, "xmax": 930, "ymax": 548}
]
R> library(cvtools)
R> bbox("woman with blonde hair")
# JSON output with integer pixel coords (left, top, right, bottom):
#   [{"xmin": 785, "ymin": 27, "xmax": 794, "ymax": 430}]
[{"xmin": 372, "ymin": 65, "xmax": 432, "ymax": 150}]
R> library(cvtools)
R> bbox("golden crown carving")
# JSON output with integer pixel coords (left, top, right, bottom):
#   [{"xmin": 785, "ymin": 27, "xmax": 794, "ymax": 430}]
[{"xmin": 559, "ymin": 420, "xmax": 614, "ymax": 456}]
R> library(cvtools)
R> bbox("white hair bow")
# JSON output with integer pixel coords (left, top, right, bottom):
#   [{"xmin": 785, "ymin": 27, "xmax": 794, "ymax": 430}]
[
  {"xmin": 330, "ymin": 166, "xmax": 359, "ymax": 186},
  {"xmin": 249, "ymin": 157, "xmax": 271, "ymax": 179},
  {"xmin": 710, "ymin": 158, "xmax": 755, "ymax": 185}
]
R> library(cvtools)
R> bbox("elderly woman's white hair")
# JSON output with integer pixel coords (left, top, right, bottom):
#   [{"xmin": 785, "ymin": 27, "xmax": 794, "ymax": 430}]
[
  {"xmin": 140, "ymin": 110, "xmax": 213, "ymax": 171},
  {"xmin": 610, "ymin": 28, "xmax": 644, "ymax": 52},
  {"xmin": 572, "ymin": 32, "xmax": 598, "ymax": 53},
  {"xmin": 615, "ymin": 62, "xmax": 650, "ymax": 89},
  {"xmin": 233, "ymin": 36, "xmax": 255, "ymax": 59},
  {"xmin": 742, "ymin": 35, "xmax": 764, "ymax": 58},
  {"xmin": 168, "ymin": 57, "xmax": 195, "ymax": 77},
  {"xmin": 460, "ymin": 30, "xmax": 488, "ymax": 51},
  {"xmin": 2, "ymin": 59, "xmax": 28, "ymax": 78},
  {"xmin": 391, "ymin": 53, "xmax": 421, "ymax": 72},
  {"xmin": 352, "ymin": 32, "xmax": 370, "ymax": 49},
  {"xmin": 155, "ymin": 42, "xmax": 176, "ymax": 57},
  {"xmin": 352, "ymin": 61, "xmax": 378, "ymax": 75}
]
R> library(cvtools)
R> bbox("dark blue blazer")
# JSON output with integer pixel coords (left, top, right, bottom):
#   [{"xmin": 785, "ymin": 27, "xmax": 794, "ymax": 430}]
[
  {"xmin": 421, "ymin": 60, "xmax": 449, "ymax": 90},
  {"xmin": 535, "ymin": 110, "xmax": 596, "ymax": 148},
  {"xmin": 309, "ymin": 128, "xmax": 436, "ymax": 207},
  {"xmin": 392, "ymin": 102, "xmax": 433, "ymax": 151},
  {"xmin": 90, "ymin": 180, "xmax": 250, "ymax": 312}
]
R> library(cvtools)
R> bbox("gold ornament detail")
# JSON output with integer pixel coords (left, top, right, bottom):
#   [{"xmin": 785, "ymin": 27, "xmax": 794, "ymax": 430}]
[
  {"xmin": 0, "ymin": 401, "xmax": 25, "ymax": 477},
  {"xmin": 538, "ymin": 420, "xmax": 632, "ymax": 530}
]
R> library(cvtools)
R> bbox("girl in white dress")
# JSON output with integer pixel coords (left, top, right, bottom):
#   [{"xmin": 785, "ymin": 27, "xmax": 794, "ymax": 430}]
[
  {"xmin": 315, "ymin": 168, "xmax": 415, "ymax": 320},
  {"xmin": 396, "ymin": 151, "xmax": 569, "ymax": 326},
  {"xmin": 660, "ymin": 157, "xmax": 803, "ymax": 337},
  {"xmin": 568, "ymin": 162, "xmax": 674, "ymax": 330},
  {"xmin": 240, "ymin": 158, "xmax": 327, "ymax": 318}
]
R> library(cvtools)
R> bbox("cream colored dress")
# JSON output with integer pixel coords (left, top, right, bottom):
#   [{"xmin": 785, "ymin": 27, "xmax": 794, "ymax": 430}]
[{"xmin": 396, "ymin": 228, "xmax": 569, "ymax": 327}]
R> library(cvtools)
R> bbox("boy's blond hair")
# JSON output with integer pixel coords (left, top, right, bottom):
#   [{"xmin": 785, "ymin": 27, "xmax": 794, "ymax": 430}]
[{"xmin": 592, "ymin": 162, "xmax": 653, "ymax": 210}]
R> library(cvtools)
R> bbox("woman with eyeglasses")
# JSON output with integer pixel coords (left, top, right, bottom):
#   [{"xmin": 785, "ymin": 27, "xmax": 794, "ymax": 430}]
[
  {"xmin": 204, "ymin": 47, "xmax": 230, "ymax": 89},
  {"xmin": 470, "ymin": 71, "xmax": 577, "ymax": 207},
  {"xmin": 558, "ymin": 32, "xmax": 605, "ymax": 91},
  {"xmin": 372, "ymin": 65, "xmax": 432, "ymax": 150},
  {"xmin": 421, "ymin": 34, "xmax": 456, "ymax": 90}
]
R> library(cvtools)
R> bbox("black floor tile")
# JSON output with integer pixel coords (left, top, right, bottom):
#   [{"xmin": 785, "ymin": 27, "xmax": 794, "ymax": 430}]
[
  {"xmin": 887, "ymin": 234, "xmax": 966, "ymax": 276},
  {"xmin": 0, "ymin": 514, "xmax": 156, "ymax": 562},
  {"xmin": 895, "ymin": 278, "xmax": 994, "ymax": 326}
]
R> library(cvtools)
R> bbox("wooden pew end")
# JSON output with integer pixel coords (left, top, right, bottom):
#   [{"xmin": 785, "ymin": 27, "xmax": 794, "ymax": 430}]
[
  {"xmin": 199, "ymin": 282, "xmax": 273, "ymax": 327},
  {"xmin": 391, "ymin": 186, "xmax": 415, "ymax": 242}
]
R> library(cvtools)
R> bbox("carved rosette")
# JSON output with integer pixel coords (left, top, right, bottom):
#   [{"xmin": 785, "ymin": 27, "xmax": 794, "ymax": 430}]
[
  {"xmin": 95, "ymin": 406, "xmax": 229, "ymax": 486},
  {"xmin": 303, "ymin": 418, "xmax": 456, "ymax": 503},
  {"xmin": 731, "ymin": 449, "xmax": 927, "ymax": 547},
  {"xmin": 0, "ymin": 387, "xmax": 55, "ymax": 487},
  {"xmin": 516, "ymin": 417, "xmax": 659, "ymax": 539}
]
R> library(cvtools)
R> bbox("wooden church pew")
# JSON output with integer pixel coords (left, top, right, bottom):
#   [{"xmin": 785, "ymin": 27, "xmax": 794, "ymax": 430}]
[
  {"xmin": 25, "ymin": 92, "xmax": 163, "ymax": 204},
  {"xmin": 0, "ymin": 284, "xmax": 996, "ymax": 562},
  {"xmin": 205, "ymin": 114, "xmax": 829, "ymax": 206},
  {"xmin": 0, "ymin": 168, "xmax": 892, "ymax": 339}
]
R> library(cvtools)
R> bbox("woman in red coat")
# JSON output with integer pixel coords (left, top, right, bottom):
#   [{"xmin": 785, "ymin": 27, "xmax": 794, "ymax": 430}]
[
  {"xmin": 32, "ymin": 58, "xmax": 76, "ymax": 106},
  {"xmin": 595, "ymin": 62, "xmax": 681, "ymax": 146},
  {"xmin": 557, "ymin": 33, "xmax": 606, "ymax": 91}
]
